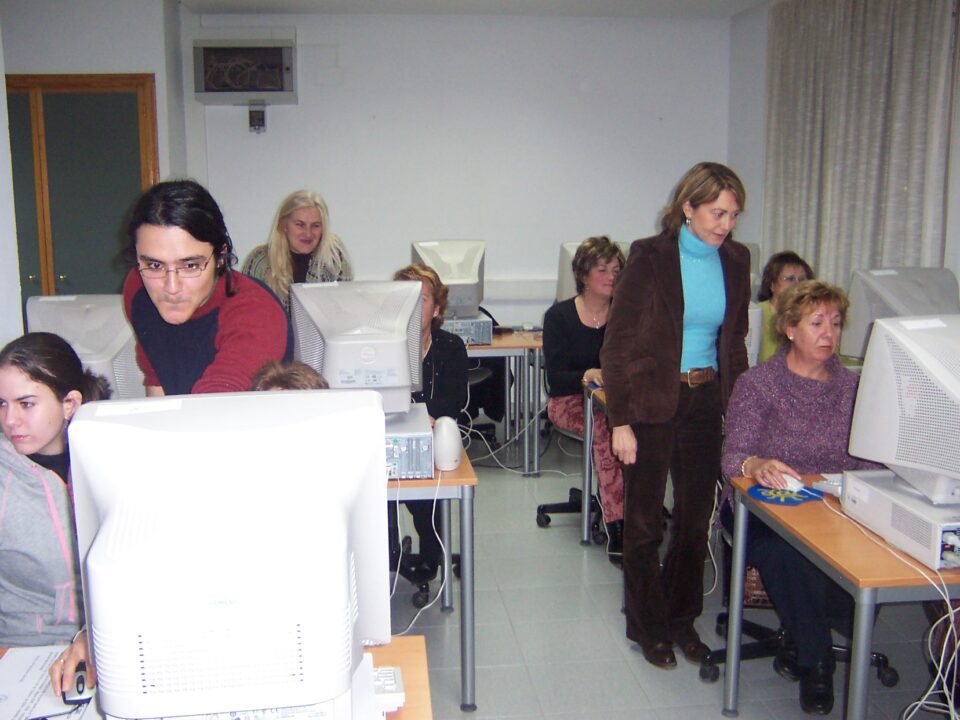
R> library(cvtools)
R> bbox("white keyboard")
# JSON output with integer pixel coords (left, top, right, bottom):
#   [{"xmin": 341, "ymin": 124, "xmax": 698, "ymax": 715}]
[
  {"xmin": 373, "ymin": 666, "xmax": 406, "ymax": 714},
  {"xmin": 812, "ymin": 473, "xmax": 844, "ymax": 497}
]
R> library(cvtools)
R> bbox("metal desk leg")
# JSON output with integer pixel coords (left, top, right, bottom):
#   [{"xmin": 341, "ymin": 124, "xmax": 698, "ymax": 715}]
[
  {"xmin": 459, "ymin": 486, "xmax": 477, "ymax": 711},
  {"xmin": 516, "ymin": 356, "xmax": 525, "ymax": 452},
  {"xmin": 581, "ymin": 390, "xmax": 594, "ymax": 545},
  {"xmin": 846, "ymin": 588, "xmax": 878, "ymax": 720},
  {"xmin": 722, "ymin": 491, "xmax": 749, "ymax": 717},
  {"xmin": 440, "ymin": 498, "xmax": 454, "ymax": 612},
  {"xmin": 502, "ymin": 356, "xmax": 511, "ymax": 448},
  {"xmin": 532, "ymin": 348, "xmax": 541, "ymax": 475},
  {"xmin": 522, "ymin": 348, "xmax": 531, "ymax": 475}
]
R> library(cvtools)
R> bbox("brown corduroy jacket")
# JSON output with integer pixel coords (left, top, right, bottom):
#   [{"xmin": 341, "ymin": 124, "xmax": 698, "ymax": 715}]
[{"xmin": 599, "ymin": 230, "xmax": 751, "ymax": 428}]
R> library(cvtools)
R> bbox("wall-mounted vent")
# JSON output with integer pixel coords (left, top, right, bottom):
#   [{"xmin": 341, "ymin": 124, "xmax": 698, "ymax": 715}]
[{"xmin": 193, "ymin": 38, "xmax": 296, "ymax": 105}]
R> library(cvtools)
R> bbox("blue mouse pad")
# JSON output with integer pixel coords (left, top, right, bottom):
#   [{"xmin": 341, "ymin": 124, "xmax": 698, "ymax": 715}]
[{"xmin": 747, "ymin": 484, "xmax": 823, "ymax": 506}]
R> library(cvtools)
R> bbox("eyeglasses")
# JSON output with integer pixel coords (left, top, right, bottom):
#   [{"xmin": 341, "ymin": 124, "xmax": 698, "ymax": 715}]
[
  {"xmin": 138, "ymin": 254, "xmax": 214, "ymax": 280},
  {"xmin": 779, "ymin": 274, "xmax": 807, "ymax": 284}
]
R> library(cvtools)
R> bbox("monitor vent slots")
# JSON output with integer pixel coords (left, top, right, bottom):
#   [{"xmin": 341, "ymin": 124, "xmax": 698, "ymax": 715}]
[{"xmin": 890, "ymin": 339, "xmax": 960, "ymax": 473}]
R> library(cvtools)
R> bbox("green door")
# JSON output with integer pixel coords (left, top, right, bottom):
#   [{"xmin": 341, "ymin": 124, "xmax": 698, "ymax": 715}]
[{"xmin": 6, "ymin": 74, "xmax": 159, "ymax": 320}]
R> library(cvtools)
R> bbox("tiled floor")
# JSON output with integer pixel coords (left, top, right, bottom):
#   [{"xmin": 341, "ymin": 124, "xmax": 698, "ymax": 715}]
[{"xmin": 390, "ymin": 432, "xmax": 939, "ymax": 720}]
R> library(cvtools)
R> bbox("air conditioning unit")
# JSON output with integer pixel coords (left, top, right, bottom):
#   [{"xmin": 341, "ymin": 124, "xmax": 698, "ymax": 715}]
[{"xmin": 193, "ymin": 34, "xmax": 297, "ymax": 105}]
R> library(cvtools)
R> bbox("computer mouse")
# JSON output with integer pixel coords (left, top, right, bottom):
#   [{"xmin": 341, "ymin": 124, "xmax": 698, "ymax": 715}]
[
  {"xmin": 782, "ymin": 474, "xmax": 804, "ymax": 492},
  {"xmin": 63, "ymin": 661, "xmax": 96, "ymax": 705}
]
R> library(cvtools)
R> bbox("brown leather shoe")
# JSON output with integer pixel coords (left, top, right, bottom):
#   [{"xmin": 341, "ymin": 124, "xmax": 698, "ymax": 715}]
[
  {"xmin": 639, "ymin": 640, "xmax": 677, "ymax": 669},
  {"xmin": 679, "ymin": 638, "xmax": 711, "ymax": 664}
]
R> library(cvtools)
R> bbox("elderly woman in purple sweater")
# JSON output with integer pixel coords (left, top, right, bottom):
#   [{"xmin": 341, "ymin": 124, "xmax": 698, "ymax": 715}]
[{"xmin": 720, "ymin": 280, "xmax": 880, "ymax": 716}]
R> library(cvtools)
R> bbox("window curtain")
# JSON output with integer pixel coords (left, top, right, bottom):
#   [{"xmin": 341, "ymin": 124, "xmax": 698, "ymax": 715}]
[{"xmin": 762, "ymin": 0, "xmax": 960, "ymax": 286}]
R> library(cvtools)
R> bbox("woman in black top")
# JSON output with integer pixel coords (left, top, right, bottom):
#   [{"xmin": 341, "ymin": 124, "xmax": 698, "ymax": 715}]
[
  {"xmin": 393, "ymin": 264, "xmax": 468, "ymax": 578},
  {"xmin": 543, "ymin": 236, "xmax": 625, "ymax": 560}
]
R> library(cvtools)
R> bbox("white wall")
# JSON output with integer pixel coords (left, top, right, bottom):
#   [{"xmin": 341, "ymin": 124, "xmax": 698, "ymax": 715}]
[
  {"xmin": 0, "ymin": 14, "xmax": 21, "ymax": 346},
  {"xmin": 188, "ymin": 12, "xmax": 732, "ymax": 324},
  {"xmin": 0, "ymin": 0, "xmax": 180, "ymax": 179}
]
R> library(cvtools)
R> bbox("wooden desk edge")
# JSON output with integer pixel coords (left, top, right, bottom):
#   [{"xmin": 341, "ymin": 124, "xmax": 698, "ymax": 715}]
[
  {"xmin": 581, "ymin": 380, "xmax": 607, "ymax": 407},
  {"xmin": 389, "ymin": 450, "xmax": 477, "ymax": 489},
  {"xmin": 730, "ymin": 474, "xmax": 960, "ymax": 588},
  {"xmin": 469, "ymin": 331, "xmax": 543, "ymax": 350}
]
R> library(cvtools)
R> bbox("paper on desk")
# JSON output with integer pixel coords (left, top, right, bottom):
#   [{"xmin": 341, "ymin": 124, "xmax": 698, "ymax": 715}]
[{"xmin": 0, "ymin": 645, "xmax": 103, "ymax": 720}]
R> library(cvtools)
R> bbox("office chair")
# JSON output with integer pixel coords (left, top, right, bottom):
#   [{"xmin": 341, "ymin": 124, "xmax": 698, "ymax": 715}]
[
  {"xmin": 535, "ymin": 423, "xmax": 607, "ymax": 545},
  {"xmin": 698, "ymin": 533, "xmax": 899, "ymax": 687}
]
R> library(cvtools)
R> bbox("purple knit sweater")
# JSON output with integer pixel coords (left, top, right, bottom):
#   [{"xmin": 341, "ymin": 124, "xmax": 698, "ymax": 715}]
[{"xmin": 721, "ymin": 347, "xmax": 881, "ymax": 478}]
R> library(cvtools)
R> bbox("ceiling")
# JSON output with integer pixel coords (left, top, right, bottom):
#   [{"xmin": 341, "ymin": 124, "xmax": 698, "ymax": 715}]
[{"xmin": 179, "ymin": 0, "xmax": 768, "ymax": 19}]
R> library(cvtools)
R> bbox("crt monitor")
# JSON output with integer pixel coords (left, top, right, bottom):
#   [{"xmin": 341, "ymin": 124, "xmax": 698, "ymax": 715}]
[
  {"xmin": 840, "ymin": 267, "xmax": 960, "ymax": 358},
  {"xmin": 411, "ymin": 239, "xmax": 484, "ymax": 317},
  {"xmin": 68, "ymin": 390, "xmax": 391, "ymax": 720},
  {"xmin": 25, "ymin": 294, "xmax": 145, "ymax": 399},
  {"xmin": 291, "ymin": 281, "xmax": 422, "ymax": 414},
  {"xmin": 848, "ymin": 314, "xmax": 960, "ymax": 504},
  {"xmin": 555, "ymin": 241, "xmax": 631, "ymax": 302}
]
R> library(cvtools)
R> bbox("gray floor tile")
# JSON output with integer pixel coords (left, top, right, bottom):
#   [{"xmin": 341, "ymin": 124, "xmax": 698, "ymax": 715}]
[{"xmin": 526, "ymin": 658, "xmax": 653, "ymax": 714}]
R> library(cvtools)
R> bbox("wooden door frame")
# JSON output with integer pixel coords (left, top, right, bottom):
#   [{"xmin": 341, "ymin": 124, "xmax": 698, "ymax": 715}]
[{"xmin": 6, "ymin": 73, "xmax": 160, "ymax": 295}]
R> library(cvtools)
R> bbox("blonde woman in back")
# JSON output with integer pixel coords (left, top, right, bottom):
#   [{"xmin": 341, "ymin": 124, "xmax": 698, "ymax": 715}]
[{"xmin": 243, "ymin": 190, "xmax": 353, "ymax": 313}]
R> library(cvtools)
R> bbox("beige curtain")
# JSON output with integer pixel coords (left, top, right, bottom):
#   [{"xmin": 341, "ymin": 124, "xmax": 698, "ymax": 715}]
[{"xmin": 762, "ymin": 0, "xmax": 960, "ymax": 286}]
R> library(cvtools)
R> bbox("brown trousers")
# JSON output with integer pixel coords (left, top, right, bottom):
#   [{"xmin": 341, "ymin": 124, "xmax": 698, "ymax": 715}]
[{"xmin": 622, "ymin": 381, "xmax": 722, "ymax": 646}]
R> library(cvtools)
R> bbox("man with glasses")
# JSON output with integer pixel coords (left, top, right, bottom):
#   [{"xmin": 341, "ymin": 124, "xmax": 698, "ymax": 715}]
[{"xmin": 123, "ymin": 180, "xmax": 292, "ymax": 396}]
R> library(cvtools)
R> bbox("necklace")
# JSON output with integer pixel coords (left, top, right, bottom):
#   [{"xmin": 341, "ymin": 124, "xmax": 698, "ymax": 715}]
[{"xmin": 577, "ymin": 295, "xmax": 608, "ymax": 329}]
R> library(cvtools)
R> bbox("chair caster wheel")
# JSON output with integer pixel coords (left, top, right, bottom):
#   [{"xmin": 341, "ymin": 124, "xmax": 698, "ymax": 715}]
[
  {"xmin": 412, "ymin": 583, "xmax": 429, "ymax": 608},
  {"xmin": 591, "ymin": 526, "xmax": 607, "ymax": 545},
  {"xmin": 699, "ymin": 662, "xmax": 720, "ymax": 683},
  {"xmin": 879, "ymin": 666, "xmax": 899, "ymax": 687},
  {"xmin": 536, "ymin": 512, "xmax": 551, "ymax": 528}
]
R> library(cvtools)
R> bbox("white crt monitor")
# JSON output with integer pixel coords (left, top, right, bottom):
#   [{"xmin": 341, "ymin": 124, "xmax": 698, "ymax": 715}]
[
  {"xmin": 25, "ymin": 294, "xmax": 145, "ymax": 399},
  {"xmin": 840, "ymin": 267, "xmax": 960, "ymax": 358},
  {"xmin": 69, "ymin": 390, "xmax": 391, "ymax": 720},
  {"xmin": 848, "ymin": 314, "xmax": 960, "ymax": 504},
  {"xmin": 411, "ymin": 239, "xmax": 484, "ymax": 317},
  {"xmin": 291, "ymin": 281, "xmax": 422, "ymax": 414},
  {"xmin": 555, "ymin": 241, "xmax": 631, "ymax": 302}
]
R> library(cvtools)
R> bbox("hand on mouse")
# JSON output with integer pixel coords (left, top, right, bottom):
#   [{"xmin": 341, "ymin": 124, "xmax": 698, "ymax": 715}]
[
  {"xmin": 582, "ymin": 368, "xmax": 603, "ymax": 388},
  {"xmin": 50, "ymin": 629, "xmax": 96, "ymax": 696},
  {"xmin": 742, "ymin": 457, "xmax": 802, "ymax": 490}
]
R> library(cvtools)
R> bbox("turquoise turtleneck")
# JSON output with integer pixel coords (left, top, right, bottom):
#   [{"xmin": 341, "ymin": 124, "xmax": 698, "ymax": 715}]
[{"xmin": 678, "ymin": 223, "xmax": 726, "ymax": 372}]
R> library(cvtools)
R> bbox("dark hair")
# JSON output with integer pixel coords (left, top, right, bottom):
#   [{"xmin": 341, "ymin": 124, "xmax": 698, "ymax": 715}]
[
  {"xmin": 250, "ymin": 360, "xmax": 328, "ymax": 391},
  {"xmin": 393, "ymin": 263, "xmax": 449, "ymax": 331},
  {"xmin": 0, "ymin": 332, "xmax": 112, "ymax": 403},
  {"xmin": 775, "ymin": 280, "xmax": 849, "ymax": 347},
  {"xmin": 572, "ymin": 236, "xmax": 625, "ymax": 295},
  {"xmin": 126, "ymin": 179, "xmax": 238, "ymax": 296},
  {"xmin": 757, "ymin": 251, "xmax": 815, "ymax": 302},
  {"xmin": 660, "ymin": 162, "xmax": 746, "ymax": 237}
]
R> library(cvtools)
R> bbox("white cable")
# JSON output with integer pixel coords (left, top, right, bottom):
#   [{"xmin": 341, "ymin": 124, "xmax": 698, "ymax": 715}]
[
  {"xmin": 394, "ymin": 468, "xmax": 448, "ymax": 636},
  {"xmin": 463, "ymin": 423, "xmax": 576, "ymax": 478},
  {"xmin": 819, "ymin": 498, "xmax": 958, "ymax": 719},
  {"xmin": 556, "ymin": 434, "xmax": 585, "ymax": 458},
  {"xmin": 702, "ymin": 477, "xmax": 722, "ymax": 596}
]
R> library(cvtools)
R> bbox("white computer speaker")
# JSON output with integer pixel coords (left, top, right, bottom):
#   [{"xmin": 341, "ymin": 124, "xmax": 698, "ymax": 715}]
[{"xmin": 433, "ymin": 416, "xmax": 462, "ymax": 471}]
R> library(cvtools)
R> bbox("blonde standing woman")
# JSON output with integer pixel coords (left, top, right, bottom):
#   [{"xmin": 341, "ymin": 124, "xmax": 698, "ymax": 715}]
[{"xmin": 243, "ymin": 190, "xmax": 353, "ymax": 313}]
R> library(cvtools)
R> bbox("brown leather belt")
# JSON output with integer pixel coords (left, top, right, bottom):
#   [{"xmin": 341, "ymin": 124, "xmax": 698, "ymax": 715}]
[{"xmin": 679, "ymin": 367, "xmax": 717, "ymax": 388}]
